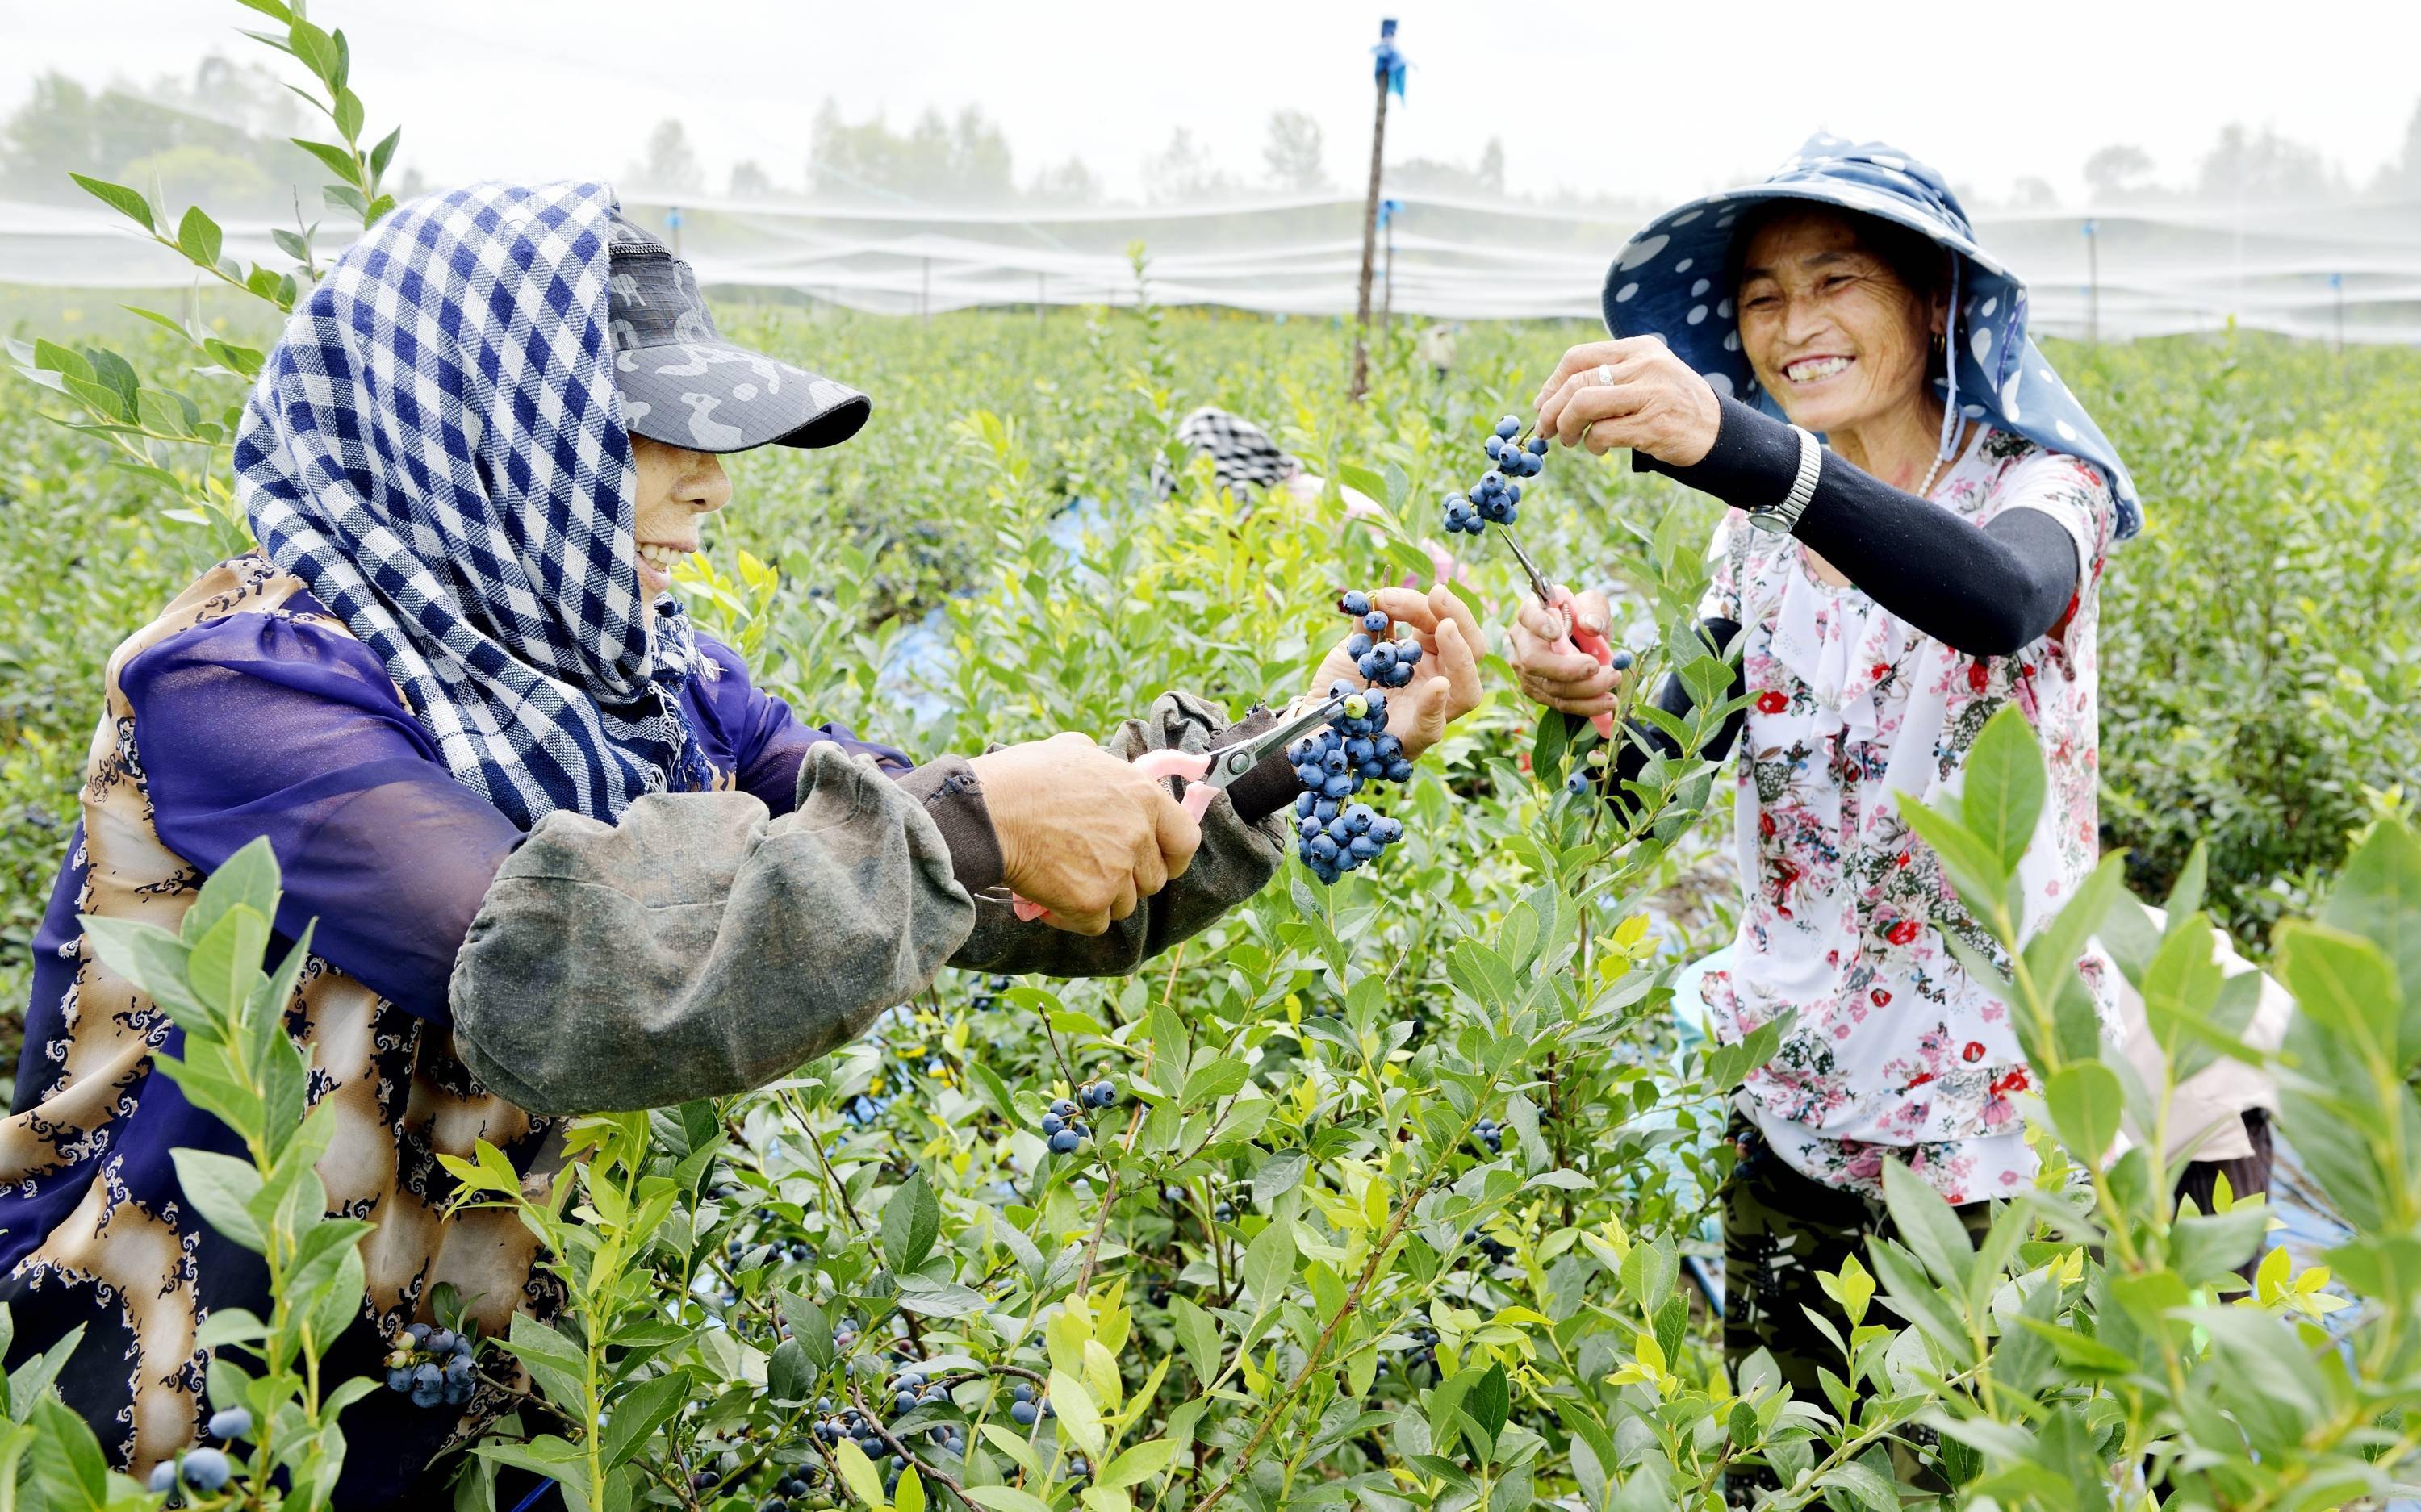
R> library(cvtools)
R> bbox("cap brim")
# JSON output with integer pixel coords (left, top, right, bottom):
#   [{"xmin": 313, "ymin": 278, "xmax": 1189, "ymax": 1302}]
[{"xmin": 615, "ymin": 340, "xmax": 872, "ymax": 454}]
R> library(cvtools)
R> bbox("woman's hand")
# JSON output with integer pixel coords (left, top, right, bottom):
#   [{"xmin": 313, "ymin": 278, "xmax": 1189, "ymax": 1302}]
[
  {"xmin": 1311, "ymin": 583, "xmax": 1485, "ymax": 760},
  {"xmin": 971, "ymin": 733, "xmax": 1202, "ymax": 935},
  {"xmin": 1531, "ymin": 336, "xmax": 1722, "ymax": 466},
  {"xmin": 1507, "ymin": 588, "xmax": 1623, "ymax": 720}
]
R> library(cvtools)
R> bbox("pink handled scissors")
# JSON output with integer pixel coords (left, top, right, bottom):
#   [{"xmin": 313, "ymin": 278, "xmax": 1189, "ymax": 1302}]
[
  {"xmin": 1001, "ymin": 691, "xmax": 1353, "ymax": 922},
  {"xmin": 1496, "ymin": 523, "xmax": 1617, "ymax": 740}
]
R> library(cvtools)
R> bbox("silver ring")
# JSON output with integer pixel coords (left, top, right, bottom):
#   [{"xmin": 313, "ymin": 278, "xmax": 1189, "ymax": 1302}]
[{"xmin": 1594, "ymin": 362, "xmax": 1616, "ymax": 386}]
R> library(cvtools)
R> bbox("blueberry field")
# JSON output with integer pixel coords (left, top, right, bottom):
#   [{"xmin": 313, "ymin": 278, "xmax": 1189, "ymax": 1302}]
[{"xmin": 11, "ymin": 9, "xmax": 2421, "ymax": 1511}]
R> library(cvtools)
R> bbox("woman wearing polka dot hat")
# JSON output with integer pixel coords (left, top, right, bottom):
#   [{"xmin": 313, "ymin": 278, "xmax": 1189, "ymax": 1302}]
[{"xmin": 1506, "ymin": 136, "xmax": 2145, "ymax": 1408}]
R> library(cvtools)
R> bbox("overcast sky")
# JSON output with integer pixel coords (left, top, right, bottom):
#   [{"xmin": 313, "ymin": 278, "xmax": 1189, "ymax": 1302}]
[{"xmin": 6, "ymin": 0, "xmax": 2416, "ymax": 207}]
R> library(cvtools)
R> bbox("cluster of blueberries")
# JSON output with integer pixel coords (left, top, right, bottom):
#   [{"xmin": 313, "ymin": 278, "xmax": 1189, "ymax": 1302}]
[
  {"xmin": 1340, "ymin": 593, "xmax": 1426, "ymax": 692},
  {"xmin": 1444, "ymin": 416, "xmax": 1549, "ymax": 536},
  {"xmin": 968, "ymin": 972, "xmax": 1014, "ymax": 1011},
  {"xmin": 1041, "ymin": 1079, "xmax": 1114, "ymax": 1154},
  {"xmin": 383, "ymin": 1321, "xmax": 476, "ymax": 1410},
  {"xmin": 727, "ymin": 1209, "xmax": 816, "ymax": 1269},
  {"xmin": 729, "ymin": 1464, "xmax": 823, "ymax": 1511},
  {"xmin": 145, "ymin": 1408, "xmax": 249, "ymax": 1495},
  {"xmin": 1466, "ymin": 1226, "xmax": 1517, "ymax": 1266},
  {"xmin": 1006, "ymin": 1379, "xmax": 1057, "ymax": 1426},
  {"xmin": 1289, "ymin": 592, "xmax": 1422, "ymax": 886},
  {"xmin": 1474, "ymin": 1116, "xmax": 1506, "ymax": 1155},
  {"xmin": 812, "ymin": 1401, "xmax": 903, "ymax": 1479}
]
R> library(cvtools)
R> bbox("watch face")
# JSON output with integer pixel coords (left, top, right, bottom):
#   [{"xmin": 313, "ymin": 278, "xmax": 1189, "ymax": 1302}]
[{"xmin": 1747, "ymin": 508, "xmax": 1793, "ymax": 535}]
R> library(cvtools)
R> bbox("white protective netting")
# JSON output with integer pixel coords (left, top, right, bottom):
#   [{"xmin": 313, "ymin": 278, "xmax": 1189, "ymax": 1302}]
[{"xmin": 5, "ymin": 187, "xmax": 2418, "ymax": 344}]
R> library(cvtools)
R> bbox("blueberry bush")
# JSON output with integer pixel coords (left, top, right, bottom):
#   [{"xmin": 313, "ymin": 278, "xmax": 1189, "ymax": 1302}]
[{"xmin": 7, "ymin": 6, "xmax": 2421, "ymax": 1511}]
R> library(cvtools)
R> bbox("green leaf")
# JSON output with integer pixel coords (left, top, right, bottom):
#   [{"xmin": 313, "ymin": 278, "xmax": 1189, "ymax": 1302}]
[
  {"xmin": 68, "ymin": 173, "xmax": 153, "ymax": 233},
  {"xmin": 2321, "ymin": 817, "xmax": 2421, "ymax": 1013},
  {"xmin": 370, "ymin": 125, "xmax": 403, "ymax": 178},
  {"xmin": 25, "ymin": 1393, "xmax": 107, "ymax": 1510},
  {"xmin": 602, "ymin": 1371, "xmax": 689, "ymax": 1467},
  {"xmin": 31, "ymin": 339, "xmax": 94, "ymax": 382},
  {"xmin": 6, "ymin": 1324, "xmax": 84, "ymax": 1426},
  {"xmin": 1816, "ymin": 1461, "xmax": 1900, "ymax": 1512},
  {"xmin": 1618, "ymin": 1237, "xmax": 1676, "ymax": 1314},
  {"xmin": 288, "ymin": 17, "xmax": 342, "ymax": 83},
  {"xmin": 186, "ymin": 903, "xmax": 270, "ymax": 1016},
  {"xmin": 831, "ymin": 1440, "xmax": 887, "ymax": 1507},
  {"xmin": 1466, "ymin": 1362, "xmax": 1510, "ymax": 1443},
  {"xmin": 880, "ymin": 1169, "xmax": 940, "ymax": 1274},
  {"xmin": 294, "ymin": 137, "xmax": 366, "ymax": 189},
  {"xmin": 186, "ymin": 837, "xmax": 282, "ymax": 945},
  {"xmin": 2044, "ymin": 1061, "xmax": 2123, "ymax": 1165},
  {"xmin": 2277, "ymin": 920, "xmax": 2402, "ymax": 1076},
  {"xmin": 1242, "ymin": 1218, "xmax": 1297, "ymax": 1306},
  {"xmin": 1882, "ymin": 1155, "xmax": 1973, "ymax": 1290},
  {"xmin": 169, "ymin": 1149, "xmax": 266, "ymax": 1253},
  {"xmin": 1900, "ymin": 800, "xmax": 2013, "ymax": 921},
  {"xmin": 175, "ymin": 205, "xmax": 224, "ymax": 270},
  {"xmin": 2139, "ymin": 912, "xmax": 2230, "ymax": 1084},
  {"xmin": 764, "ymin": 1339, "xmax": 812, "ymax": 1405},
  {"xmin": 1179, "ymin": 1059, "xmax": 1248, "ymax": 1109},
  {"xmin": 1252, "ymin": 1149, "xmax": 1308, "ymax": 1206},
  {"xmin": 1864, "ymin": 1239, "xmax": 1972, "ymax": 1364},
  {"xmin": 74, "ymin": 914, "xmax": 211, "ymax": 1030},
  {"xmin": 963, "ymin": 1489, "xmax": 1053, "ymax": 1512},
  {"xmin": 507, "ymin": 1314, "xmax": 591, "ymax": 1411},
  {"xmin": 1961, "ymin": 704, "xmax": 2047, "ymax": 871},
  {"xmin": 1169, "ymin": 1294, "xmax": 1221, "ymax": 1388},
  {"xmin": 895, "ymin": 1276, "xmax": 989, "ymax": 1317}
]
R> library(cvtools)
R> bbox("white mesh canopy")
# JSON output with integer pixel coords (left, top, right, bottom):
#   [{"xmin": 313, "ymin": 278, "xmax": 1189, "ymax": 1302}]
[{"xmin": 5, "ymin": 188, "xmax": 2415, "ymax": 343}]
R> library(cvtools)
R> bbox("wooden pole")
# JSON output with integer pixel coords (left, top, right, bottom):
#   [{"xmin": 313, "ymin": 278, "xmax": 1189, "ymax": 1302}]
[{"xmin": 1349, "ymin": 69, "xmax": 1390, "ymax": 402}]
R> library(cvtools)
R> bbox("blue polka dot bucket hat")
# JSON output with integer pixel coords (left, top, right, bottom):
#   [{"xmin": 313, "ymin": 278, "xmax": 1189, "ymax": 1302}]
[{"xmin": 1603, "ymin": 133, "xmax": 2141, "ymax": 539}]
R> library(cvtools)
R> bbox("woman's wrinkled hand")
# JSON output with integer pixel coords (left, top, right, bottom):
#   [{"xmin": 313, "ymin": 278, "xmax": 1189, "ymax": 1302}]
[
  {"xmin": 1311, "ymin": 583, "xmax": 1485, "ymax": 760},
  {"xmin": 1507, "ymin": 587, "xmax": 1624, "ymax": 719},
  {"xmin": 1531, "ymin": 336, "xmax": 1722, "ymax": 466},
  {"xmin": 970, "ymin": 733, "xmax": 1200, "ymax": 935}
]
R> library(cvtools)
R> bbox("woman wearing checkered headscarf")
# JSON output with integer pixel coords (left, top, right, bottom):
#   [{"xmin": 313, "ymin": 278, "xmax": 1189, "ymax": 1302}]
[{"xmin": 1, "ymin": 182, "xmax": 1476, "ymax": 1504}]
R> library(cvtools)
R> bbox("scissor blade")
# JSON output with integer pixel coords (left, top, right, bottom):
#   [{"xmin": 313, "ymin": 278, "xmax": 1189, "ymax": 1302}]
[
  {"xmin": 1205, "ymin": 692, "xmax": 1351, "ymax": 787},
  {"xmin": 1499, "ymin": 526, "xmax": 1558, "ymax": 608}
]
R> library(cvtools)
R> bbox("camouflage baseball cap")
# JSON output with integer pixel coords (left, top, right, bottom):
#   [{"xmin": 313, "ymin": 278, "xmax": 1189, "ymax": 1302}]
[{"xmin": 605, "ymin": 215, "xmax": 871, "ymax": 453}]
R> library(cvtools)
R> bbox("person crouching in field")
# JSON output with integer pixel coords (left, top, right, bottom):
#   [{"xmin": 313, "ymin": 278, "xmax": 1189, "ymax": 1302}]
[
  {"xmin": 0, "ymin": 183, "xmax": 1482, "ymax": 1507},
  {"xmin": 1504, "ymin": 139, "xmax": 2185, "ymax": 1414}
]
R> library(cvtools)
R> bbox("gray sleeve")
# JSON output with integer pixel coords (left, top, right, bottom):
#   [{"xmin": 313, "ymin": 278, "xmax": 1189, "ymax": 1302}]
[
  {"xmin": 447, "ymin": 743, "xmax": 976, "ymax": 1114},
  {"xmin": 946, "ymin": 690, "xmax": 1294, "ymax": 979}
]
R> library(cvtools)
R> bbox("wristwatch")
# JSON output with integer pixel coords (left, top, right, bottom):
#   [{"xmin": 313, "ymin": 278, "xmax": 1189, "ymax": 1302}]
[{"xmin": 1747, "ymin": 425, "xmax": 1822, "ymax": 534}]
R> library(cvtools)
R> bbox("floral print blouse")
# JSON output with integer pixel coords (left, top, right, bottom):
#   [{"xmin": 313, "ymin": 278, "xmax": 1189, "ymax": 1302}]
[{"xmin": 1696, "ymin": 427, "xmax": 2118, "ymax": 1205}]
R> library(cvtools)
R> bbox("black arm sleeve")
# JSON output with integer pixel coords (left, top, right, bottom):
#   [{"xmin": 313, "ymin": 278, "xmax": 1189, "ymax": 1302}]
[
  {"xmin": 1573, "ymin": 618, "xmax": 1746, "ymax": 804},
  {"xmin": 1637, "ymin": 395, "xmax": 2079, "ymax": 657}
]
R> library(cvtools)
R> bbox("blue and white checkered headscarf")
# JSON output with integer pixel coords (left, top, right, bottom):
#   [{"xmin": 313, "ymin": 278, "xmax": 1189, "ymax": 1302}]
[
  {"xmin": 1605, "ymin": 135, "xmax": 2142, "ymax": 540},
  {"xmin": 235, "ymin": 180, "xmax": 715, "ymax": 829}
]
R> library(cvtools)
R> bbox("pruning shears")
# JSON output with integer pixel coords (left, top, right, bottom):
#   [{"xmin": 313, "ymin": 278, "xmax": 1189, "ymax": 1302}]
[
  {"xmin": 1497, "ymin": 427, "xmax": 1617, "ymax": 738},
  {"xmin": 1000, "ymin": 691, "xmax": 1353, "ymax": 922}
]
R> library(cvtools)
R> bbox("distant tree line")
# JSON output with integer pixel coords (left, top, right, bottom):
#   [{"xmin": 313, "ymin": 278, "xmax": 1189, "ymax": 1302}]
[{"xmin": 5, "ymin": 54, "xmax": 2418, "ymax": 215}]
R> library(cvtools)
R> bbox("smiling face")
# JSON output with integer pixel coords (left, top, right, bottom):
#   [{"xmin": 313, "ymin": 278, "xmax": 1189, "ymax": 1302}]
[
  {"xmin": 1733, "ymin": 207, "xmax": 1946, "ymax": 437},
  {"xmin": 629, "ymin": 436, "xmax": 731, "ymax": 609}
]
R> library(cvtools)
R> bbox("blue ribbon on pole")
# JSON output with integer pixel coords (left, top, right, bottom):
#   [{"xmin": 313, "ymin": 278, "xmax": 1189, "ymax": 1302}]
[
  {"xmin": 1378, "ymin": 198, "xmax": 1401, "ymax": 229},
  {"xmin": 1372, "ymin": 18, "xmax": 1407, "ymax": 98}
]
